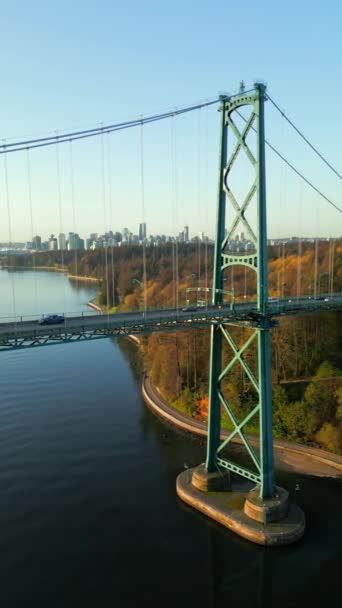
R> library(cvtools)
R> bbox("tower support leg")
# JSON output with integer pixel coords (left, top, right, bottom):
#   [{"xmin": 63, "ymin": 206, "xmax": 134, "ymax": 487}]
[
  {"xmin": 205, "ymin": 324, "xmax": 222, "ymax": 472},
  {"xmin": 258, "ymin": 322, "xmax": 275, "ymax": 499}
]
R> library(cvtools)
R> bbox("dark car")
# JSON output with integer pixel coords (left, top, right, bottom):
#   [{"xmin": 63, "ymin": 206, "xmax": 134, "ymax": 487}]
[
  {"xmin": 39, "ymin": 314, "xmax": 65, "ymax": 325},
  {"xmin": 182, "ymin": 306, "xmax": 197, "ymax": 312}
]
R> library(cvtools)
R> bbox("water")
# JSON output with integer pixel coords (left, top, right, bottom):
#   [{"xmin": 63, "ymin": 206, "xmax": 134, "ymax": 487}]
[
  {"xmin": 0, "ymin": 268, "xmax": 98, "ymax": 320},
  {"xmin": 0, "ymin": 269, "xmax": 340, "ymax": 607}
]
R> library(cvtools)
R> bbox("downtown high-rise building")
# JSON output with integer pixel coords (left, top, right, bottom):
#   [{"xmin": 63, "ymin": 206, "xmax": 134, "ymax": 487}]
[
  {"xmin": 48, "ymin": 235, "xmax": 58, "ymax": 251},
  {"xmin": 139, "ymin": 222, "xmax": 147, "ymax": 241},
  {"xmin": 58, "ymin": 233, "xmax": 66, "ymax": 250},
  {"xmin": 32, "ymin": 235, "xmax": 42, "ymax": 250},
  {"xmin": 183, "ymin": 225, "xmax": 189, "ymax": 242},
  {"xmin": 68, "ymin": 232, "xmax": 84, "ymax": 251}
]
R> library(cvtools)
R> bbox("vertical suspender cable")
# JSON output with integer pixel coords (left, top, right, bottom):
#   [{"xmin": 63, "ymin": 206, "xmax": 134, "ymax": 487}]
[
  {"xmin": 204, "ymin": 102, "xmax": 209, "ymax": 303},
  {"xmin": 314, "ymin": 237, "xmax": 319, "ymax": 299},
  {"xmin": 175, "ymin": 239, "xmax": 179, "ymax": 310},
  {"xmin": 26, "ymin": 149, "xmax": 38, "ymax": 315},
  {"xmin": 197, "ymin": 108, "xmax": 201, "ymax": 300},
  {"xmin": 174, "ymin": 115, "xmax": 179, "ymax": 311},
  {"xmin": 69, "ymin": 141, "xmax": 78, "ymax": 286},
  {"xmin": 282, "ymin": 242, "xmax": 286, "ymax": 299},
  {"xmin": 327, "ymin": 238, "xmax": 331, "ymax": 297},
  {"xmin": 328, "ymin": 238, "xmax": 333, "ymax": 296},
  {"xmin": 107, "ymin": 134, "xmax": 115, "ymax": 307},
  {"xmin": 280, "ymin": 155, "xmax": 287, "ymax": 300},
  {"xmin": 277, "ymin": 244, "xmax": 281, "ymax": 297},
  {"xmin": 170, "ymin": 112, "xmax": 180, "ymax": 386},
  {"xmin": 104, "ymin": 245, "xmax": 109, "ymax": 314},
  {"xmin": 56, "ymin": 140, "xmax": 65, "ymax": 271},
  {"xmin": 330, "ymin": 240, "xmax": 335, "ymax": 295},
  {"xmin": 297, "ymin": 238, "xmax": 302, "ymax": 298},
  {"xmin": 111, "ymin": 245, "xmax": 115, "ymax": 307},
  {"xmin": 101, "ymin": 131, "xmax": 109, "ymax": 315},
  {"xmin": 107, "ymin": 134, "xmax": 113, "ymax": 228},
  {"xmin": 172, "ymin": 241, "xmax": 176, "ymax": 308},
  {"xmin": 3, "ymin": 151, "xmax": 17, "ymax": 320},
  {"xmin": 170, "ymin": 114, "xmax": 177, "ymax": 310},
  {"xmin": 297, "ymin": 181, "xmax": 303, "ymax": 298},
  {"xmin": 140, "ymin": 120, "xmax": 147, "ymax": 315},
  {"xmin": 314, "ymin": 194, "xmax": 319, "ymax": 299},
  {"xmin": 278, "ymin": 113, "xmax": 285, "ymax": 299},
  {"xmin": 55, "ymin": 138, "xmax": 67, "ymax": 314}
]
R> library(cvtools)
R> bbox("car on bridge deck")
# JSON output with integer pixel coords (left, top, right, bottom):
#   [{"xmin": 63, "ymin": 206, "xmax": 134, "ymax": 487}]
[
  {"xmin": 182, "ymin": 306, "xmax": 198, "ymax": 312},
  {"xmin": 39, "ymin": 314, "xmax": 65, "ymax": 325}
]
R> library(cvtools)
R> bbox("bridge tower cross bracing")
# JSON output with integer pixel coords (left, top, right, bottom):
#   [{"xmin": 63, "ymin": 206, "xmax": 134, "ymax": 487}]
[{"xmin": 205, "ymin": 82, "xmax": 275, "ymax": 500}]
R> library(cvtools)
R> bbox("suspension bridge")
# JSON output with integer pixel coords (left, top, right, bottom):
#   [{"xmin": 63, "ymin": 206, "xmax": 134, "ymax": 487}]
[{"xmin": 0, "ymin": 82, "xmax": 341, "ymax": 546}]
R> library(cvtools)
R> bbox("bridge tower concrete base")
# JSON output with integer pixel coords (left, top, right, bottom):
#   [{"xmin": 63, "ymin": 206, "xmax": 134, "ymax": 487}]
[{"xmin": 176, "ymin": 466, "xmax": 305, "ymax": 546}]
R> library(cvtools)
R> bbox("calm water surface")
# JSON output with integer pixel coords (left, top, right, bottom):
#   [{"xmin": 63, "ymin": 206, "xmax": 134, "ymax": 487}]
[
  {"xmin": 0, "ymin": 268, "xmax": 97, "ymax": 320},
  {"xmin": 0, "ymin": 269, "xmax": 340, "ymax": 607}
]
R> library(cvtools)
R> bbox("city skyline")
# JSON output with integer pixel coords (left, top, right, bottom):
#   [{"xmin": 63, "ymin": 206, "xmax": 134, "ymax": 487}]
[{"xmin": 1, "ymin": 223, "xmax": 339, "ymax": 254}]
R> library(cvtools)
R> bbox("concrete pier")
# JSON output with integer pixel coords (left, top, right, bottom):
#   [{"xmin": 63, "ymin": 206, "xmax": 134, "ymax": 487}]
[{"xmin": 177, "ymin": 465, "xmax": 305, "ymax": 546}]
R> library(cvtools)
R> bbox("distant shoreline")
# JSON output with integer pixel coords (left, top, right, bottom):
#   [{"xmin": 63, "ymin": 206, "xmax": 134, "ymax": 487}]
[
  {"xmin": 0, "ymin": 265, "xmax": 65, "ymax": 272},
  {"xmin": 1, "ymin": 265, "xmax": 100, "ymax": 283},
  {"xmin": 68, "ymin": 275, "xmax": 100, "ymax": 283},
  {"xmin": 87, "ymin": 300, "xmax": 103, "ymax": 313}
]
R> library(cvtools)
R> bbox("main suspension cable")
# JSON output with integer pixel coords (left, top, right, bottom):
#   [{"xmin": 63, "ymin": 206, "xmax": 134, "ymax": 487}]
[
  {"xmin": 235, "ymin": 109, "xmax": 342, "ymax": 215},
  {"xmin": 0, "ymin": 99, "xmax": 222, "ymax": 155},
  {"xmin": 267, "ymin": 93, "xmax": 342, "ymax": 181}
]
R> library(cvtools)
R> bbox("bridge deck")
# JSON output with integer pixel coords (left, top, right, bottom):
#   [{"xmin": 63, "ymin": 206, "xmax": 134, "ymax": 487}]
[{"xmin": 0, "ymin": 297, "xmax": 341, "ymax": 351}]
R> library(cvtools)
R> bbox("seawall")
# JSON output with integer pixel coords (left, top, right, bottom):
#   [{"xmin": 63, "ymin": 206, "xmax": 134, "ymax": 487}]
[
  {"xmin": 68, "ymin": 275, "xmax": 100, "ymax": 283},
  {"xmin": 142, "ymin": 373, "xmax": 342, "ymax": 478},
  {"xmin": 87, "ymin": 300, "xmax": 103, "ymax": 313}
]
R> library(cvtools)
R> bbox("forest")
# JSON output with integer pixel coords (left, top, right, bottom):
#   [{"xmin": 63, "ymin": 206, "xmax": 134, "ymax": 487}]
[{"xmin": 2, "ymin": 239, "xmax": 341, "ymax": 453}]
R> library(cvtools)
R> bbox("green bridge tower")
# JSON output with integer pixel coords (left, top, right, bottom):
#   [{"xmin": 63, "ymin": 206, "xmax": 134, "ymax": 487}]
[
  {"xmin": 177, "ymin": 83, "xmax": 305, "ymax": 545},
  {"xmin": 206, "ymin": 82, "xmax": 274, "ymax": 498}
]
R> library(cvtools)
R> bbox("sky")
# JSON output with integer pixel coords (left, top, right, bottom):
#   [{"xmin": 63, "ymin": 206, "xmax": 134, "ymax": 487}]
[{"xmin": 0, "ymin": 0, "xmax": 342, "ymax": 242}]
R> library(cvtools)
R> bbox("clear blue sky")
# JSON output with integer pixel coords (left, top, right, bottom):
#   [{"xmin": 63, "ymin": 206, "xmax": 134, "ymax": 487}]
[{"xmin": 0, "ymin": 0, "xmax": 341, "ymax": 241}]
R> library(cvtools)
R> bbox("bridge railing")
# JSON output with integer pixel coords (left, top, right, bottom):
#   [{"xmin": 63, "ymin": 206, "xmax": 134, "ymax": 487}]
[
  {"xmin": 0, "ymin": 294, "xmax": 341, "ymax": 328},
  {"xmin": 0, "ymin": 310, "xmax": 97, "ymax": 325}
]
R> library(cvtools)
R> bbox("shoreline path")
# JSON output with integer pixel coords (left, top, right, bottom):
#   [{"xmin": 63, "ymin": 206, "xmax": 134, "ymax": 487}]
[{"xmin": 142, "ymin": 372, "xmax": 342, "ymax": 479}]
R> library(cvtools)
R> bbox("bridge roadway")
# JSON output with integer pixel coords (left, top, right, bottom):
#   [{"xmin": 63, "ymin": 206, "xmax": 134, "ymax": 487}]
[{"xmin": 0, "ymin": 296, "xmax": 341, "ymax": 351}]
